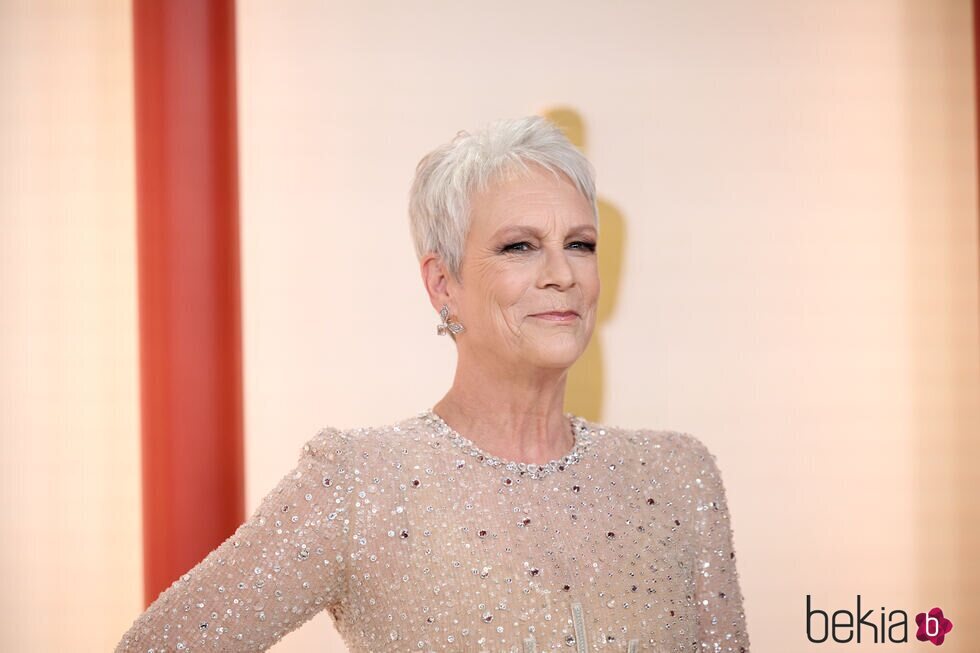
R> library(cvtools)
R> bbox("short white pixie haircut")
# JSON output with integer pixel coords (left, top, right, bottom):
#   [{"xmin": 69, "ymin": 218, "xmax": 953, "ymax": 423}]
[{"xmin": 409, "ymin": 116, "xmax": 598, "ymax": 282}]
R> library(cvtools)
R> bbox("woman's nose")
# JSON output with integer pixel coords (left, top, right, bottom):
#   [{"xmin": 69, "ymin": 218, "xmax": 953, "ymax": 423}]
[{"xmin": 538, "ymin": 245, "xmax": 575, "ymax": 290}]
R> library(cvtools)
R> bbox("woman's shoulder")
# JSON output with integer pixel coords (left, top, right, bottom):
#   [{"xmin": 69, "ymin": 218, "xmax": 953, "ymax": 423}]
[
  {"xmin": 639, "ymin": 427, "xmax": 715, "ymax": 460},
  {"xmin": 304, "ymin": 412, "xmax": 434, "ymax": 457},
  {"xmin": 587, "ymin": 417, "xmax": 708, "ymax": 452},
  {"xmin": 588, "ymin": 418, "xmax": 721, "ymax": 473}
]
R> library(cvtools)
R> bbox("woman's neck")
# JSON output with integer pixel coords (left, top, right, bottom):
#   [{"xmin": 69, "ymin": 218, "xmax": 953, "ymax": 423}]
[{"xmin": 432, "ymin": 364, "xmax": 573, "ymax": 465}]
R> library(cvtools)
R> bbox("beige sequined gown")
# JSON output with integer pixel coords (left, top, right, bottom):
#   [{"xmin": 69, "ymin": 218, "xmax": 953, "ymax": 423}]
[{"xmin": 115, "ymin": 410, "xmax": 750, "ymax": 652}]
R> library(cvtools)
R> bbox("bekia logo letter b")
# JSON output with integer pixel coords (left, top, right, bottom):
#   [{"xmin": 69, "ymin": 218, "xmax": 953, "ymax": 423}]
[{"xmin": 915, "ymin": 607, "xmax": 953, "ymax": 646}]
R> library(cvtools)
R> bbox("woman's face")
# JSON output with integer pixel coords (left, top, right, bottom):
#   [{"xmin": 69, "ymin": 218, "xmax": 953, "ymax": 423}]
[{"xmin": 448, "ymin": 163, "xmax": 599, "ymax": 374}]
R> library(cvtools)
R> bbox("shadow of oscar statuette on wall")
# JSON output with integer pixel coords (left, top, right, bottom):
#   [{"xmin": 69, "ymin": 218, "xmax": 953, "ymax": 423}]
[{"xmin": 540, "ymin": 107, "xmax": 625, "ymax": 424}]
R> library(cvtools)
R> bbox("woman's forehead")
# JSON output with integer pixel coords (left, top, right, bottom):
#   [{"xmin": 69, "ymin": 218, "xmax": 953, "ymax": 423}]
[
  {"xmin": 470, "ymin": 204, "xmax": 595, "ymax": 242},
  {"xmin": 469, "ymin": 170, "xmax": 593, "ymax": 232}
]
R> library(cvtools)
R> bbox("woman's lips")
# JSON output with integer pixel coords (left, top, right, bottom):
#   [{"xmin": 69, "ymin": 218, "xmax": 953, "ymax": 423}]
[{"xmin": 530, "ymin": 311, "xmax": 579, "ymax": 322}]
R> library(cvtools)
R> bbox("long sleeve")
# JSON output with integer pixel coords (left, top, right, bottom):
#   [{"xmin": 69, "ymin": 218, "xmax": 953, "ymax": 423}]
[
  {"xmin": 682, "ymin": 433, "xmax": 751, "ymax": 653},
  {"xmin": 115, "ymin": 426, "xmax": 352, "ymax": 652}
]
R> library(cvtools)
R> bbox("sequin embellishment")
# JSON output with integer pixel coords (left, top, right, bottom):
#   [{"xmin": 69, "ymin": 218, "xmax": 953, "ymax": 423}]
[
  {"xmin": 420, "ymin": 409, "xmax": 596, "ymax": 479},
  {"xmin": 113, "ymin": 415, "xmax": 751, "ymax": 653}
]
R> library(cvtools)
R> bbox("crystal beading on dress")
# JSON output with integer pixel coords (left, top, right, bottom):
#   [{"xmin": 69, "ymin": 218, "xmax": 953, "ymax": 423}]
[
  {"xmin": 114, "ymin": 412, "xmax": 750, "ymax": 652},
  {"xmin": 422, "ymin": 409, "xmax": 597, "ymax": 480}
]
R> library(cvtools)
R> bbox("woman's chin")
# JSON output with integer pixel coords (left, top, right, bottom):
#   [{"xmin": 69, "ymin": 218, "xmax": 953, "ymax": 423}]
[{"xmin": 526, "ymin": 344, "xmax": 586, "ymax": 369}]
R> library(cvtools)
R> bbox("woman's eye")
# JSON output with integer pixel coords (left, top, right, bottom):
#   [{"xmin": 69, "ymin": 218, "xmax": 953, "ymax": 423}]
[{"xmin": 499, "ymin": 240, "xmax": 596, "ymax": 253}]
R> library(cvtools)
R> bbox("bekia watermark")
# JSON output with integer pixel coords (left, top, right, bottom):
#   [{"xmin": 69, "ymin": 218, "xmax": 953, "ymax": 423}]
[{"xmin": 806, "ymin": 595, "xmax": 953, "ymax": 645}]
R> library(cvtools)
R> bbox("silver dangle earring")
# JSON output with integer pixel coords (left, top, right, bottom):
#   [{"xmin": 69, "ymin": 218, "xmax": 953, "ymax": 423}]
[{"xmin": 436, "ymin": 304, "xmax": 464, "ymax": 336}]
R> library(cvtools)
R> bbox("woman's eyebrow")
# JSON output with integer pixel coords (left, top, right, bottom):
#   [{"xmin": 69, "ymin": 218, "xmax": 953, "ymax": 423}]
[{"xmin": 493, "ymin": 224, "xmax": 597, "ymax": 239}]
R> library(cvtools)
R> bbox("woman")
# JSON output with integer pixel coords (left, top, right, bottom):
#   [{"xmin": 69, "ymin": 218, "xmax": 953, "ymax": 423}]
[{"xmin": 115, "ymin": 116, "xmax": 750, "ymax": 652}]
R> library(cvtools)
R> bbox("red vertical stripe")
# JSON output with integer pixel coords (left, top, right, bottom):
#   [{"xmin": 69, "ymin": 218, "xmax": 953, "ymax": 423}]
[
  {"xmin": 976, "ymin": 0, "xmax": 980, "ymax": 258},
  {"xmin": 132, "ymin": 0, "xmax": 244, "ymax": 605}
]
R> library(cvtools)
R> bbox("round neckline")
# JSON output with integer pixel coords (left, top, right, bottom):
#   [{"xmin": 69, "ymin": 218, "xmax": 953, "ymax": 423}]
[{"xmin": 419, "ymin": 408, "xmax": 598, "ymax": 479}]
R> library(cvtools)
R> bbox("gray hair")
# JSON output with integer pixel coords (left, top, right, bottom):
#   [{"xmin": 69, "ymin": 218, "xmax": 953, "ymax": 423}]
[{"xmin": 408, "ymin": 116, "xmax": 598, "ymax": 281}]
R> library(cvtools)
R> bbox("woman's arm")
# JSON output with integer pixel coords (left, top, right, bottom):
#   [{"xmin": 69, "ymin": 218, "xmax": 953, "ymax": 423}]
[
  {"xmin": 114, "ymin": 427, "xmax": 352, "ymax": 652},
  {"xmin": 682, "ymin": 432, "xmax": 751, "ymax": 653}
]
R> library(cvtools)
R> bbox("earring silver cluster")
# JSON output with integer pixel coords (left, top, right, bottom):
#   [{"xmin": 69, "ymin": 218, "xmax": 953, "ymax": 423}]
[{"xmin": 436, "ymin": 304, "xmax": 464, "ymax": 336}]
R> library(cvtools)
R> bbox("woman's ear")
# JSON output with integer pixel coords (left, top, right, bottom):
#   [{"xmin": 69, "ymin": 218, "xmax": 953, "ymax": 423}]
[{"xmin": 420, "ymin": 253, "xmax": 452, "ymax": 311}]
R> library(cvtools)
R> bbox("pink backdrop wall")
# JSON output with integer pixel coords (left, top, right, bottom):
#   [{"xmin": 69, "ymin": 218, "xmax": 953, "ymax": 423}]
[{"xmin": 1, "ymin": 2, "xmax": 977, "ymax": 651}]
